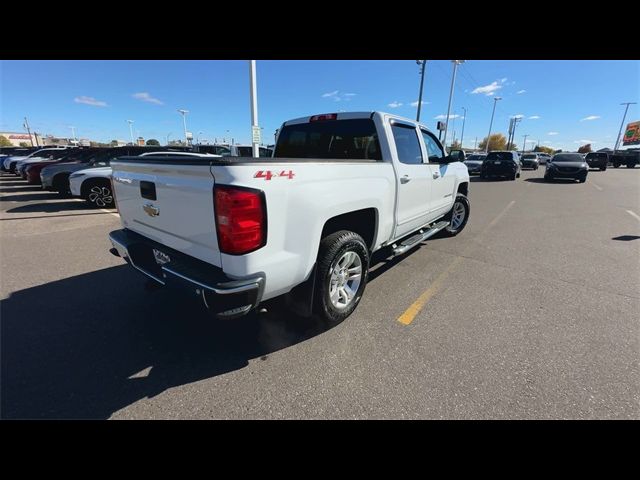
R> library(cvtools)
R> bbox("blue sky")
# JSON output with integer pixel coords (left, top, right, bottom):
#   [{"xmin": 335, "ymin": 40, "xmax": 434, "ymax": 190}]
[{"xmin": 2, "ymin": 60, "xmax": 638, "ymax": 150}]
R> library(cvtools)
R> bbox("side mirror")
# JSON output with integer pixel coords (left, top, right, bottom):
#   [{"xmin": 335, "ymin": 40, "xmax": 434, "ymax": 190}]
[{"xmin": 448, "ymin": 149, "xmax": 464, "ymax": 162}]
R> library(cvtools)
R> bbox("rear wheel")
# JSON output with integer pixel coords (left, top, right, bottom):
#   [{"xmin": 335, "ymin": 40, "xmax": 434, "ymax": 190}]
[
  {"xmin": 83, "ymin": 179, "xmax": 115, "ymax": 208},
  {"xmin": 600, "ymin": 166, "xmax": 606, "ymax": 171},
  {"xmin": 613, "ymin": 162, "xmax": 620, "ymax": 168},
  {"xmin": 314, "ymin": 230, "xmax": 369, "ymax": 326},
  {"xmin": 627, "ymin": 163, "xmax": 635, "ymax": 168}
]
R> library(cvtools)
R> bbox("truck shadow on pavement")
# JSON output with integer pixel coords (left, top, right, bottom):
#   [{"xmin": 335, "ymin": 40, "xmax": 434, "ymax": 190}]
[
  {"xmin": 1, "ymin": 265, "xmax": 326, "ymax": 419},
  {"xmin": 1, "ymin": 192, "xmax": 62, "ymax": 202}
]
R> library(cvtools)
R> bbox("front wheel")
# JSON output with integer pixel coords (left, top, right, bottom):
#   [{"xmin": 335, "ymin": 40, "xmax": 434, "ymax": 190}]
[
  {"xmin": 84, "ymin": 179, "xmax": 115, "ymax": 208},
  {"xmin": 600, "ymin": 166, "xmax": 606, "ymax": 171},
  {"xmin": 314, "ymin": 230, "xmax": 369, "ymax": 326},
  {"xmin": 442, "ymin": 193, "xmax": 470, "ymax": 237}
]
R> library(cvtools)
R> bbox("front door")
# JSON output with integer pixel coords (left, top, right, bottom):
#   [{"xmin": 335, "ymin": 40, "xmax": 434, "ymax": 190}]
[
  {"xmin": 421, "ymin": 129, "xmax": 456, "ymax": 215},
  {"xmin": 390, "ymin": 122, "xmax": 432, "ymax": 238}
]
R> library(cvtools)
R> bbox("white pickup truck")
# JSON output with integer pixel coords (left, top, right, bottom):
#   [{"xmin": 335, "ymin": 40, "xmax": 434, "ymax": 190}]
[{"xmin": 108, "ymin": 111, "xmax": 470, "ymax": 324}]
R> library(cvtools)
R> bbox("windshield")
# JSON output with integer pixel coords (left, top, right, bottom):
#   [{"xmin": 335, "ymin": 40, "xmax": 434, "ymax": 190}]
[
  {"xmin": 466, "ymin": 155, "xmax": 485, "ymax": 161},
  {"xmin": 523, "ymin": 154, "xmax": 537, "ymax": 159},
  {"xmin": 551, "ymin": 154, "xmax": 583, "ymax": 163},
  {"xmin": 274, "ymin": 118, "xmax": 382, "ymax": 160},
  {"xmin": 485, "ymin": 152, "xmax": 515, "ymax": 161},
  {"xmin": 585, "ymin": 153, "xmax": 606, "ymax": 160}
]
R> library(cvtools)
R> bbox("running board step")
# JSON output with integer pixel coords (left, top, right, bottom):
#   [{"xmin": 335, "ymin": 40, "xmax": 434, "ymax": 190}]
[{"xmin": 391, "ymin": 221, "xmax": 449, "ymax": 257}]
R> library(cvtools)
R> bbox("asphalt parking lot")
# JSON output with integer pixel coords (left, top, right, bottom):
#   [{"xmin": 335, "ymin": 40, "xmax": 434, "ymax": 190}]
[{"xmin": 1, "ymin": 168, "xmax": 639, "ymax": 419}]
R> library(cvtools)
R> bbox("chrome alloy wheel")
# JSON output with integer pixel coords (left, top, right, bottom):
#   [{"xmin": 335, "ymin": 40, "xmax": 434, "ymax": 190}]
[
  {"xmin": 89, "ymin": 185, "xmax": 113, "ymax": 207},
  {"xmin": 450, "ymin": 201, "xmax": 466, "ymax": 230},
  {"xmin": 329, "ymin": 251, "xmax": 362, "ymax": 309}
]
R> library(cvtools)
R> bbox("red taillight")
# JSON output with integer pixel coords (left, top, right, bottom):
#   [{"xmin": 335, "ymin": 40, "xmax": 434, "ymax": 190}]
[
  {"xmin": 214, "ymin": 185, "xmax": 266, "ymax": 255},
  {"xmin": 309, "ymin": 113, "xmax": 337, "ymax": 122}
]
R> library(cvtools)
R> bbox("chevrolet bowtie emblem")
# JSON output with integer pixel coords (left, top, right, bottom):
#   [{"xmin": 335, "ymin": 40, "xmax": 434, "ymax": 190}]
[{"xmin": 143, "ymin": 203, "xmax": 160, "ymax": 217}]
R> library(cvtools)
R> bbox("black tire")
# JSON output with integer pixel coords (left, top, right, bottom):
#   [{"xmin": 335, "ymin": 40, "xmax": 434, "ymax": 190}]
[
  {"xmin": 600, "ymin": 166, "xmax": 606, "ymax": 171},
  {"xmin": 579, "ymin": 176, "xmax": 587, "ymax": 183},
  {"xmin": 544, "ymin": 175, "xmax": 551, "ymax": 182},
  {"xmin": 613, "ymin": 163, "xmax": 620, "ymax": 168},
  {"xmin": 627, "ymin": 163, "xmax": 634, "ymax": 168},
  {"xmin": 53, "ymin": 174, "xmax": 71, "ymax": 197},
  {"xmin": 442, "ymin": 193, "xmax": 470, "ymax": 237},
  {"xmin": 314, "ymin": 230, "xmax": 369, "ymax": 326},
  {"xmin": 83, "ymin": 179, "xmax": 115, "ymax": 208}
]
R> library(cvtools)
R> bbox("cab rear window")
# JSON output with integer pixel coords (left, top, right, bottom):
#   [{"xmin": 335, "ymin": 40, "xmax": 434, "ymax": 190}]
[{"xmin": 274, "ymin": 119, "xmax": 382, "ymax": 160}]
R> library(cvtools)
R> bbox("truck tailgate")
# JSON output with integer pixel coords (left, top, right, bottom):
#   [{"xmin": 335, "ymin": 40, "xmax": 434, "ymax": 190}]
[{"xmin": 110, "ymin": 157, "xmax": 221, "ymax": 267}]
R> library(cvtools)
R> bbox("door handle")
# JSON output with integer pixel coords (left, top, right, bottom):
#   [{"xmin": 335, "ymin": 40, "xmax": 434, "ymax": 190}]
[
  {"xmin": 400, "ymin": 175, "xmax": 411, "ymax": 184},
  {"xmin": 432, "ymin": 171, "xmax": 440, "ymax": 179}
]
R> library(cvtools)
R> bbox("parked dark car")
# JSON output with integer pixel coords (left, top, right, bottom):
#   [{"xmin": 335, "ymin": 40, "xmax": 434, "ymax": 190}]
[
  {"xmin": 544, "ymin": 153, "xmax": 588, "ymax": 183},
  {"xmin": 585, "ymin": 152, "xmax": 609, "ymax": 171},
  {"xmin": 480, "ymin": 151, "xmax": 521, "ymax": 180},
  {"xmin": 463, "ymin": 153, "xmax": 486, "ymax": 175},
  {"xmin": 24, "ymin": 147, "xmax": 107, "ymax": 184},
  {"xmin": 611, "ymin": 149, "xmax": 640, "ymax": 168},
  {"xmin": 536, "ymin": 153, "xmax": 551, "ymax": 165},
  {"xmin": 520, "ymin": 153, "xmax": 540, "ymax": 170}
]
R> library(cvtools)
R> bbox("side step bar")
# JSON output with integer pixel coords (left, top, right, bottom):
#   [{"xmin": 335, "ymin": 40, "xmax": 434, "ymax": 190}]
[{"xmin": 391, "ymin": 221, "xmax": 449, "ymax": 257}]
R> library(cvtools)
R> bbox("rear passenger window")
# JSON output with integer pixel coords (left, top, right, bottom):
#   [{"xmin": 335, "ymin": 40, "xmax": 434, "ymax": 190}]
[
  {"xmin": 391, "ymin": 124, "xmax": 423, "ymax": 165},
  {"xmin": 421, "ymin": 130, "xmax": 445, "ymax": 163}
]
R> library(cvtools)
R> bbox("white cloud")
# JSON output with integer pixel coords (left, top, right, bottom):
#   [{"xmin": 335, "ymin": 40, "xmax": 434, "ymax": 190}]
[
  {"xmin": 343, "ymin": 93, "xmax": 356, "ymax": 97},
  {"xmin": 132, "ymin": 92, "xmax": 164, "ymax": 105},
  {"xmin": 322, "ymin": 91, "xmax": 355, "ymax": 101},
  {"xmin": 574, "ymin": 139, "xmax": 596, "ymax": 144},
  {"xmin": 580, "ymin": 115, "xmax": 600, "ymax": 121},
  {"xmin": 410, "ymin": 100, "xmax": 430, "ymax": 107},
  {"xmin": 388, "ymin": 101, "xmax": 403, "ymax": 108},
  {"xmin": 472, "ymin": 81, "xmax": 503, "ymax": 96},
  {"xmin": 529, "ymin": 115, "xmax": 540, "ymax": 119},
  {"xmin": 322, "ymin": 90, "xmax": 339, "ymax": 98},
  {"xmin": 517, "ymin": 90, "xmax": 526, "ymax": 94},
  {"xmin": 74, "ymin": 96, "xmax": 108, "ymax": 107},
  {"xmin": 511, "ymin": 114, "xmax": 524, "ymax": 119},
  {"xmin": 434, "ymin": 114, "xmax": 462, "ymax": 120},
  {"xmin": 500, "ymin": 78, "xmax": 508, "ymax": 83},
  {"xmin": 548, "ymin": 131, "xmax": 559, "ymax": 135}
]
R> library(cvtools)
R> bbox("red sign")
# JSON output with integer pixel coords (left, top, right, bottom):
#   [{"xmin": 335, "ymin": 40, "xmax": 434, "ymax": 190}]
[{"xmin": 623, "ymin": 121, "xmax": 640, "ymax": 146}]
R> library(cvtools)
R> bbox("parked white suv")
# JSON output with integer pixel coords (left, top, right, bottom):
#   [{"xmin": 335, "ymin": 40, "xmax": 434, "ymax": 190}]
[{"xmin": 109, "ymin": 112, "xmax": 470, "ymax": 324}]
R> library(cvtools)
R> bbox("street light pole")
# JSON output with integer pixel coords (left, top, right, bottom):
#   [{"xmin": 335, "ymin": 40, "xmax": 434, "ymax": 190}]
[
  {"xmin": 69, "ymin": 126, "xmax": 77, "ymax": 145},
  {"xmin": 460, "ymin": 107, "xmax": 467, "ymax": 149},
  {"xmin": 415, "ymin": 60, "xmax": 427, "ymax": 122},
  {"xmin": 485, "ymin": 96, "xmax": 502, "ymax": 153},
  {"xmin": 23, "ymin": 117, "xmax": 35, "ymax": 147},
  {"xmin": 442, "ymin": 60, "xmax": 464, "ymax": 151},
  {"xmin": 166, "ymin": 133, "xmax": 171, "ymax": 145},
  {"xmin": 522, "ymin": 134, "xmax": 529, "ymax": 155},
  {"xmin": 614, "ymin": 102, "xmax": 637, "ymax": 151},
  {"xmin": 178, "ymin": 109, "xmax": 189, "ymax": 145},
  {"xmin": 126, "ymin": 120, "xmax": 134, "ymax": 146},
  {"xmin": 249, "ymin": 60, "xmax": 259, "ymax": 158}
]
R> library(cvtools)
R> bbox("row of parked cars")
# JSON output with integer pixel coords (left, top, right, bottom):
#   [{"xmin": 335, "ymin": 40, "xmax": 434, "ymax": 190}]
[
  {"xmin": 461, "ymin": 150, "xmax": 637, "ymax": 183},
  {"xmin": 0, "ymin": 144, "xmax": 273, "ymax": 208}
]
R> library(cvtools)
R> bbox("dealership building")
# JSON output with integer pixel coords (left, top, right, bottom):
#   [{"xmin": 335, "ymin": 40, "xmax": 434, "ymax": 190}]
[{"xmin": 0, "ymin": 131, "xmax": 42, "ymax": 147}]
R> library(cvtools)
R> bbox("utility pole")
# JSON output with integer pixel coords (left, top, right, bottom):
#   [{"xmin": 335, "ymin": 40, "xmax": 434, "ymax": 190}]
[
  {"xmin": 249, "ymin": 60, "xmax": 260, "ymax": 158},
  {"xmin": 460, "ymin": 107, "xmax": 467, "ymax": 149},
  {"xmin": 474, "ymin": 136, "xmax": 477, "ymax": 150},
  {"xmin": 486, "ymin": 96, "xmax": 502, "ymax": 153},
  {"xmin": 23, "ymin": 117, "xmax": 34, "ymax": 147},
  {"xmin": 415, "ymin": 60, "xmax": 427, "ymax": 122},
  {"xmin": 166, "ymin": 132, "xmax": 171, "ymax": 145},
  {"xmin": 178, "ymin": 109, "xmax": 189, "ymax": 146},
  {"xmin": 522, "ymin": 134, "xmax": 529, "ymax": 154},
  {"xmin": 442, "ymin": 60, "xmax": 464, "ymax": 151},
  {"xmin": 614, "ymin": 102, "xmax": 637, "ymax": 151},
  {"xmin": 126, "ymin": 120, "xmax": 134, "ymax": 146},
  {"xmin": 69, "ymin": 126, "xmax": 77, "ymax": 145}
]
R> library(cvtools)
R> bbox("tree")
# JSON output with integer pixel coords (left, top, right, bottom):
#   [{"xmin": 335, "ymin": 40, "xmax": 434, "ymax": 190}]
[
  {"xmin": 0, "ymin": 135, "xmax": 12, "ymax": 147},
  {"xmin": 146, "ymin": 139, "xmax": 160, "ymax": 146},
  {"xmin": 449, "ymin": 140, "xmax": 461, "ymax": 150},
  {"xmin": 577, "ymin": 143, "xmax": 592, "ymax": 154},
  {"xmin": 19, "ymin": 142, "xmax": 30, "ymax": 147},
  {"xmin": 478, "ymin": 133, "xmax": 508, "ymax": 152},
  {"xmin": 533, "ymin": 145, "xmax": 555, "ymax": 155},
  {"xmin": 506, "ymin": 142, "xmax": 518, "ymax": 151}
]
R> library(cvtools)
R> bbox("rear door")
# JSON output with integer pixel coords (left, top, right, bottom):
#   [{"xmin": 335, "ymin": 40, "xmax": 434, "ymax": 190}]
[
  {"xmin": 421, "ymin": 129, "xmax": 456, "ymax": 215},
  {"xmin": 389, "ymin": 121, "xmax": 432, "ymax": 238}
]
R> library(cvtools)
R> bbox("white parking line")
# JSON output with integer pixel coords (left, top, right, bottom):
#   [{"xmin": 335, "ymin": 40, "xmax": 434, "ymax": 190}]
[
  {"xmin": 626, "ymin": 210, "xmax": 640, "ymax": 222},
  {"xmin": 589, "ymin": 181, "xmax": 603, "ymax": 191},
  {"xmin": 100, "ymin": 208, "xmax": 120, "ymax": 218}
]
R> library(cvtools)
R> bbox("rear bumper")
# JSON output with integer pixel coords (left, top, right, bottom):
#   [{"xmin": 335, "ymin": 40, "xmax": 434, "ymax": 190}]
[
  {"xmin": 546, "ymin": 169, "xmax": 587, "ymax": 180},
  {"xmin": 482, "ymin": 164, "xmax": 517, "ymax": 177},
  {"xmin": 109, "ymin": 229, "xmax": 264, "ymax": 318},
  {"xmin": 586, "ymin": 161, "xmax": 607, "ymax": 168}
]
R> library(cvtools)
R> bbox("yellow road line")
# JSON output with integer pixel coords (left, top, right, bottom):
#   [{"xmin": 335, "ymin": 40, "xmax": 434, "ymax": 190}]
[{"xmin": 397, "ymin": 200, "xmax": 516, "ymax": 326}]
